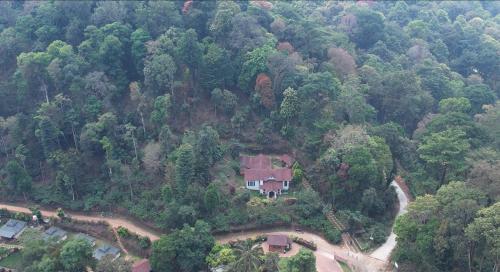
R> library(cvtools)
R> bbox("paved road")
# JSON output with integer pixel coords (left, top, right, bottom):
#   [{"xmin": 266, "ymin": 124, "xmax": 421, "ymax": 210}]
[{"xmin": 369, "ymin": 180, "xmax": 409, "ymax": 261}]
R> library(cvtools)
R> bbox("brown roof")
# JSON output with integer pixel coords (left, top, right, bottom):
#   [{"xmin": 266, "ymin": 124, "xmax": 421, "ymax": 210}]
[
  {"xmin": 132, "ymin": 259, "xmax": 151, "ymax": 272},
  {"xmin": 240, "ymin": 154, "xmax": 272, "ymax": 170},
  {"xmin": 244, "ymin": 168, "xmax": 292, "ymax": 182},
  {"xmin": 267, "ymin": 234, "xmax": 291, "ymax": 247}
]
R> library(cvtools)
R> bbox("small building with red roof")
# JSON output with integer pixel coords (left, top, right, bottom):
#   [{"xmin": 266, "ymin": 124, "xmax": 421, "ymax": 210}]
[
  {"xmin": 267, "ymin": 234, "xmax": 292, "ymax": 252},
  {"xmin": 132, "ymin": 259, "xmax": 151, "ymax": 272}
]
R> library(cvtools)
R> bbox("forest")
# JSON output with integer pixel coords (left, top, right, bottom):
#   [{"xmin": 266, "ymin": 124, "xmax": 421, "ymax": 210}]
[{"xmin": 0, "ymin": 1, "xmax": 498, "ymax": 271}]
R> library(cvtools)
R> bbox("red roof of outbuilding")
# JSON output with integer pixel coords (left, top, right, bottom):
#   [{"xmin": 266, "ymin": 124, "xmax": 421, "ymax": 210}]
[
  {"xmin": 267, "ymin": 234, "xmax": 291, "ymax": 246},
  {"xmin": 244, "ymin": 168, "xmax": 292, "ymax": 182},
  {"xmin": 240, "ymin": 154, "xmax": 272, "ymax": 170},
  {"xmin": 132, "ymin": 259, "xmax": 151, "ymax": 272}
]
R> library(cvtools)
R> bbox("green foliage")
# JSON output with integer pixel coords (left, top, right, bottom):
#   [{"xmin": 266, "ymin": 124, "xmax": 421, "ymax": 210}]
[
  {"xmin": 206, "ymin": 243, "xmax": 236, "ymax": 268},
  {"xmin": 117, "ymin": 226, "xmax": 130, "ymax": 238},
  {"xmin": 144, "ymin": 54, "xmax": 176, "ymax": 96},
  {"xmin": 175, "ymin": 29, "xmax": 202, "ymax": 72},
  {"xmin": 131, "ymin": 28, "xmax": 151, "ymax": 76},
  {"xmin": 350, "ymin": 8, "xmax": 385, "ymax": 49},
  {"xmin": 151, "ymin": 220, "xmax": 214, "ymax": 272},
  {"xmin": 394, "ymin": 182, "xmax": 488, "ymax": 271},
  {"xmin": 238, "ymin": 40, "xmax": 277, "ymax": 91},
  {"xmin": 4, "ymin": 160, "xmax": 32, "ymax": 197},
  {"xmin": 200, "ymin": 44, "xmax": 232, "ymax": 90},
  {"xmin": 0, "ymin": 4, "xmax": 498, "ymax": 271},
  {"xmin": 175, "ymin": 143, "xmax": 195, "ymax": 195},
  {"xmin": 438, "ymin": 97, "xmax": 471, "ymax": 113},
  {"xmin": 280, "ymin": 87, "xmax": 300, "ymax": 121},
  {"xmin": 211, "ymin": 88, "xmax": 237, "ymax": 116},
  {"xmin": 418, "ymin": 129, "xmax": 470, "ymax": 182},
  {"xmin": 60, "ymin": 238, "xmax": 95, "ymax": 272},
  {"xmin": 286, "ymin": 248, "xmax": 316, "ymax": 272}
]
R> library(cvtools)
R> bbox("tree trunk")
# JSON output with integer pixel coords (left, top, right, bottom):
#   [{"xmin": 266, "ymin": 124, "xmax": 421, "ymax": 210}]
[
  {"xmin": 71, "ymin": 123, "xmax": 79, "ymax": 151},
  {"xmin": 467, "ymin": 245, "xmax": 473, "ymax": 272},
  {"xmin": 440, "ymin": 163, "xmax": 448, "ymax": 184},
  {"xmin": 70, "ymin": 184, "xmax": 75, "ymax": 201},
  {"xmin": 41, "ymin": 82, "xmax": 49, "ymax": 103},
  {"xmin": 129, "ymin": 182, "xmax": 134, "ymax": 201},
  {"xmin": 132, "ymin": 137, "xmax": 138, "ymax": 161},
  {"xmin": 139, "ymin": 110, "xmax": 147, "ymax": 136},
  {"xmin": 39, "ymin": 162, "xmax": 45, "ymax": 182}
]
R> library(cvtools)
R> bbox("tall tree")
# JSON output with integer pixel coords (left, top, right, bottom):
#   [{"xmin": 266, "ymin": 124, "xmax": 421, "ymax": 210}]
[
  {"xmin": 144, "ymin": 54, "xmax": 176, "ymax": 96},
  {"xmin": 4, "ymin": 160, "xmax": 32, "ymax": 200},
  {"xmin": 151, "ymin": 220, "xmax": 214, "ymax": 272},
  {"xmin": 60, "ymin": 238, "xmax": 95, "ymax": 272},
  {"xmin": 175, "ymin": 143, "xmax": 195, "ymax": 194},
  {"xmin": 286, "ymin": 249, "xmax": 316, "ymax": 272},
  {"xmin": 227, "ymin": 241, "xmax": 263, "ymax": 272},
  {"xmin": 418, "ymin": 129, "xmax": 470, "ymax": 183}
]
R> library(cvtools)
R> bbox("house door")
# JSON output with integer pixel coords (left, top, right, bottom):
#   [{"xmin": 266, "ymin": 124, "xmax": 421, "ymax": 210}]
[{"xmin": 268, "ymin": 191, "xmax": 275, "ymax": 198}]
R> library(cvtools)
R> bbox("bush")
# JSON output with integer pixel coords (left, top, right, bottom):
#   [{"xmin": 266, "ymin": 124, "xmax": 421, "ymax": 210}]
[
  {"xmin": 117, "ymin": 226, "xmax": 130, "ymax": 238},
  {"xmin": 14, "ymin": 212, "xmax": 30, "ymax": 222},
  {"xmin": 324, "ymin": 227, "xmax": 342, "ymax": 244},
  {"xmin": 291, "ymin": 236, "xmax": 317, "ymax": 251},
  {"xmin": 138, "ymin": 236, "xmax": 151, "ymax": 249}
]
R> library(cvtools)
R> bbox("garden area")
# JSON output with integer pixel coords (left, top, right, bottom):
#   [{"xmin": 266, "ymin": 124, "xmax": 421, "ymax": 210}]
[{"xmin": 0, "ymin": 248, "xmax": 22, "ymax": 270}]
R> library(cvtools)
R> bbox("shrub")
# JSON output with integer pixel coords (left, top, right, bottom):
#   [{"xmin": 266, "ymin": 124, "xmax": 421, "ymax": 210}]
[
  {"xmin": 117, "ymin": 226, "xmax": 130, "ymax": 238},
  {"xmin": 324, "ymin": 227, "xmax": 342, "ymax": 244},
  {"xmin": 138, "ymin": 236, "xmax": 151, "ymax": 249},
  {"xmin": 291, "ymin": 236, "xmax": 317, "ymax": 251}
]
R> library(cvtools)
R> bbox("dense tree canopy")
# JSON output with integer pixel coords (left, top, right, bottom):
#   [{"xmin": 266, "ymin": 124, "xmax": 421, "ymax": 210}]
[{"xmin": 0, "ymin": 1, "xmax": 498, "ymax": 271}]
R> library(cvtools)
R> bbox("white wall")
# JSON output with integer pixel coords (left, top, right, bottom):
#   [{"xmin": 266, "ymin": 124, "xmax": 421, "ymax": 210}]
[{"xmin": 245, "ymin": 180, "xmax": 261, "ymax": 190}]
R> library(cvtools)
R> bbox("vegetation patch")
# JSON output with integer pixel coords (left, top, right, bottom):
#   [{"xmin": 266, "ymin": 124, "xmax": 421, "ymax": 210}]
[
  {"xmin": 55, "ymin": 218, "xmax": 115, "ymax": 243},
  {"xmin": 0, "ymin": 251, "xmax": 22, "ymax": 269}
]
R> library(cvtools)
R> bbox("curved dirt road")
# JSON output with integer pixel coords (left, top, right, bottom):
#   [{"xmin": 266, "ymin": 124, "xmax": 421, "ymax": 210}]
[
  {"xmin": 0, "ymin": 203, "xmax": 161, "ymax": 241},
  {"xmin": 216, "ymin": 229, "xmax": 387, "ymax": 272},
  {"xmin": 370, "ymin": 180, "xmax": 409, "ymax": 261},
  {"xmin": 0, "ymin": 181, "xmax": 408, "ymax": 271}
]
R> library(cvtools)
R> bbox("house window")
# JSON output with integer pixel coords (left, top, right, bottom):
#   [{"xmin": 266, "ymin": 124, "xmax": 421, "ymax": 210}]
[
  {"xmin": 248, "ymin": 181, "xmax": 255, "ymax": 187},
  {"xmin": 284, "ymin": 181, "xmax": 288, "ymax": 187}
]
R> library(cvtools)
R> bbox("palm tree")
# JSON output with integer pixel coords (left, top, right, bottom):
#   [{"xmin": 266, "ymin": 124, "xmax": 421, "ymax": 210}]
[
  {"xmin": 227, "ymin": 240, "xmax": 263, "ymax": 272},
  {"xmin": 261, "ymin": 252, "xmax": 280, "ymax": 272}
]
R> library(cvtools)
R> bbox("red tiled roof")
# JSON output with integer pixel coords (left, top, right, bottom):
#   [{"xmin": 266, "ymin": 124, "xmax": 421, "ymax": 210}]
[
  {"xmin": 267, "ymin": 234, "xmax": 291, "ymax": 246},
  {"xmin": 132, "ymin": 259, "xmax": 151, "ymax": 272},
  {"xmin": 240, "ymin": 154, "xmax": 272, "ymax": 170},
  {"xmin": 261, "ymin": 180, "xmax": 284, "ymax": 191},
  {"xmin": 244, "ymin": 168, "xmax": 292, "ymax": 182}
]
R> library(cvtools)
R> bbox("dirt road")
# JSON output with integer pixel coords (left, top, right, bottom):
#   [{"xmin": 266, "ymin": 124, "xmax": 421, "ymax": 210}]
[
  {"xmin": 0, "ymin": 203, "xmax": 161, "ymax": 241},
  {"xmin": 369, "ymin": 181, "xmax": 409, "ymax": 261},
  {"xmin": 0, "ymin": 180, "xmax": 409, "ymax": 271},
  {"xmin": 216, "ymin": 229, "xmax": 387, "ymax": 272}
]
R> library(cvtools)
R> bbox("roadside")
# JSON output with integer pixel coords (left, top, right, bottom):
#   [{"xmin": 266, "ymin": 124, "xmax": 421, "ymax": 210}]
[
  {"xmin": 216, "ymin": 229, "xmax": 387, "ymax": 272},
  {"xmin": 0, "ymin": 178, "xmax": 410, "ymax": 272},
  {"xmin": 0, "ymin": 203, "xmax": 161, "ymax": 241},
  {"xmin": 369, "ymin": 180, "xmax": 409, "ymax": 261}
]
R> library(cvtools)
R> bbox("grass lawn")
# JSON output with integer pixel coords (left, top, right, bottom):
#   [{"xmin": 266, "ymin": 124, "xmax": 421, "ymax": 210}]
[
  {"xmin": 338, "ymin": 260, "xmax": 353, "ymax": 272},
  {"xmin": 0, "ymin": 251, "xmax": 22, "ymax": 269}
]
